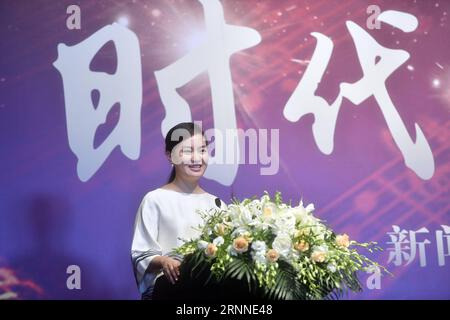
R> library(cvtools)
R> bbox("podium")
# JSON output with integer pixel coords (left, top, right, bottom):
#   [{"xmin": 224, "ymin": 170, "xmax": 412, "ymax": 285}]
[{"xmin": 152, "ymin": 261, "xmax": 267, "ymax": 301}]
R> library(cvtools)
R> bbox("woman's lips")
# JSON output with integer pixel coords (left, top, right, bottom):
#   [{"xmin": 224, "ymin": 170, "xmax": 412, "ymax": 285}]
[{"xmin": 187, "ymin": 164, "xmax": 203, "ymax": 172}]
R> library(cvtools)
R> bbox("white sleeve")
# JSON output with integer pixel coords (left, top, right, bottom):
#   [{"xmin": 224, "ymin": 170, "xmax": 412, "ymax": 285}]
[{"xmin": 131, "ymin": 195, "xmax": 162, "ymax": 294}]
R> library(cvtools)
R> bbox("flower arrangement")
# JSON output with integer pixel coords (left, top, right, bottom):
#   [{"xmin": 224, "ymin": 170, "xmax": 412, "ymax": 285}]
[{"xmin": 176, "ymin": 192, "xmax": 387, "ymax": 300}]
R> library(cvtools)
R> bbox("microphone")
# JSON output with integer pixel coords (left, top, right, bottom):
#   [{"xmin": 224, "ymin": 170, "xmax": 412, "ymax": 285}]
[{"xmin": 215, "ymin": 197, "xmax": 222, "ymax": 208}]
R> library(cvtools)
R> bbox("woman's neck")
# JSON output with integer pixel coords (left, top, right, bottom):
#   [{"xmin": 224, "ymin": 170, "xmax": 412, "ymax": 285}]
[{"xmin": 169, "ymin": 178, "xmax": 203, "ymax": 194}]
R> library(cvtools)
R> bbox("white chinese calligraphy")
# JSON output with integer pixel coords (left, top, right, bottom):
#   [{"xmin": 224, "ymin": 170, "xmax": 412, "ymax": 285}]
[
  {"xmin": 283, "ymin": 10, "xmax": 434, "ymax": 180},
  {"xmin": 54, "ymin": 7, "xmax": 435, "ymax": 186},
  {"xmin": 387, "ymin": 225, "xmax": 430, "ymax": 267},
  {"xmin": 154, "ymin": 0, "xmax": 261, "ymax": 186},
  {"xmin": 436, "ymin": 225, "xmax": 450, "ymax": 267},
  {"xmin": 386, "ymin": 225, "xmax": 450, "ymax": 267},
  {"xmin": 54, "ymin": 23, "xmax": 142, "ymax": 181}
]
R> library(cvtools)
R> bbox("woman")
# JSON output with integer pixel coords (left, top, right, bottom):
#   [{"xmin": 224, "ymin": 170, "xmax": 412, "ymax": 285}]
[{"xmin": 131, "ymin": 122, "xmax": 224, "ymax": 300}]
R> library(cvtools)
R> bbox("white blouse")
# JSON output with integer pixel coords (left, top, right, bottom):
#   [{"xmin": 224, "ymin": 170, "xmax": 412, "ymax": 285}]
[{"xmin": 131, "ymin": 188, "xmax": 225, "ymax": 297}]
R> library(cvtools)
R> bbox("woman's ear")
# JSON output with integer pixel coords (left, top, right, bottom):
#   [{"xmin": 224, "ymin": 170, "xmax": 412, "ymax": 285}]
[{"xmin": 165, "ymin": 151, "xmax": 173, "ymax": 165}]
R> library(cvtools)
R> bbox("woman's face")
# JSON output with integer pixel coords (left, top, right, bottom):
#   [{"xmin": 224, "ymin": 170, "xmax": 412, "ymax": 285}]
[{"xmin": 170, "ymin": 134, "xmax": 208, "ymax": 180}]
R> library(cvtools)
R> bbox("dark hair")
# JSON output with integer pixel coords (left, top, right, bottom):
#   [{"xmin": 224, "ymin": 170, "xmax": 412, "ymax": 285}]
[{"xmin": 165, "ymin": 122, "xmax": 206, "ymax": 183}]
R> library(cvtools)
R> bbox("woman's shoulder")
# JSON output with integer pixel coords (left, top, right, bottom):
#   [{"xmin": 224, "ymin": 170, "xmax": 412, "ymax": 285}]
[{"xmin": 141, "ymin": 188, "xmax": 167, "ymax": 203}]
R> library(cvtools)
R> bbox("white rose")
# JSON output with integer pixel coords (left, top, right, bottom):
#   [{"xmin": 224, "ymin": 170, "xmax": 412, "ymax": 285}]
[
  {"xmin": 272, "ymin": 233, "xmax": 292, "ymax": 258},
  {"xmin": 213, "ymin": 236, "xmax": 224, "ymax": 247},
  {"xmin": 274, "ymin": 211, "xmax": 296, "ymax": 235},
  {"xmin": 197, "ymin": 240, "xmax": 208, "ymax": 250},
  {"xmin": 251, "ymin": 251, "xmax": 267, "ymax": 265},
  {"xmin": 251, "ymin": 240, "xmax": 267, "ymax": 253}
]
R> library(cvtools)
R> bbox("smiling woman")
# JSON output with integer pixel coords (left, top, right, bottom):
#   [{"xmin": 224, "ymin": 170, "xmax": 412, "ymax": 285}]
[
  {"xmin": 165, "ymin": 122, "xmax": 209, "ymax": 183},
  {"xmin": 131, "ymin": 122, "xmax": 225, "ymax": 300}
]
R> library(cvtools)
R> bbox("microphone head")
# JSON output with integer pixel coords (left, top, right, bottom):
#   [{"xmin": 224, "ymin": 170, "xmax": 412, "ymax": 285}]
[{"xmin": 215, "ymin": 197, "xmax": 221, "ymax": 208}]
